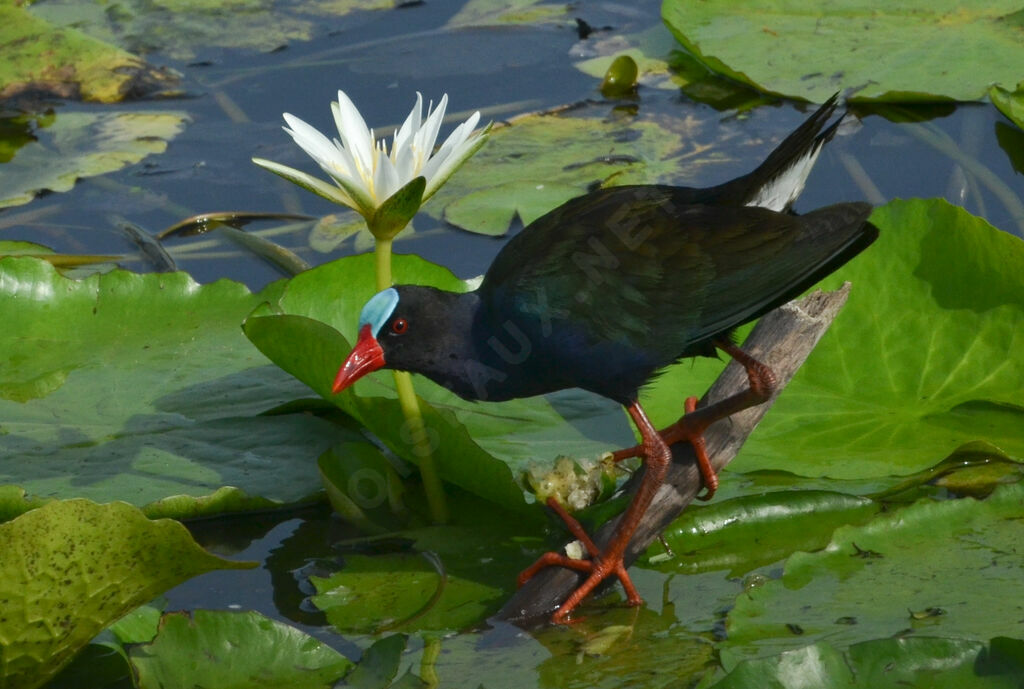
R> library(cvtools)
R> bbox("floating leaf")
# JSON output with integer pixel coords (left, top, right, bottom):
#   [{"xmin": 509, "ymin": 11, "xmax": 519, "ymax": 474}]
[
  {"xmin": 313, "ymin": 552, "xmax": 503, "ymax": 634},
  {"xmin": 662, "ymin": 0, "xmax": 1024, "ymax": 102},
  {"xmin": 0, "ymin": 5, "xmax": 177, "ymax": 102},
  {"xmin": 28, "ymin": 0, "xmax": 393, "ymax": 62},
  {"xmin": 0, "ymin": 499, "xmax": 253, "ymax": 689},
  {"xmin": 713, "ymin": 637, "xmax": 1024, "ymax": 689},
  {"xmin": 723, "ymin": 483, "xmax": 1024, "ymax": 663},
  {"xmin": 446, "ymin": 0, "xmax": 572, "ymax": 28},
  {"xmin": 643, "ymin": 490, "xmax": 880, "ymax": 576},
  {"xmin": 129, "ymin": 610, "xmax": 351, "ymax": 689},
  {"xmin": 643, "ymin": 199, "xmax": 1024, "ymax": 479},
  {"xmin": 428, "ymin": 103, "xmax": 702, "ymax": 235},
  {"xmin": 0, "ymin": 111, "xmax": 187, "ymax": 209},
  {"xmin": 991, "ymin": 82, "xmax": 1024, "ymax": 131},
  {"xmin": 0, "ymin": 257, "xmax": 351, "ymax": 519}
]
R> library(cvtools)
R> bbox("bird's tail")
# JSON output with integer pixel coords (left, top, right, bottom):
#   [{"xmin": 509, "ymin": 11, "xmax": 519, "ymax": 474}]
[{"xmin": 713, "ymin": 93, "xmax": 844, "ymax": 212}]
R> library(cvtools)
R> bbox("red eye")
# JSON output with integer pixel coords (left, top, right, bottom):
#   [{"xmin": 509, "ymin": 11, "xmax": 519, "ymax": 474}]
[{"xmin": 391, "ymin": 318, "xmax": 408, "ymax": 334}]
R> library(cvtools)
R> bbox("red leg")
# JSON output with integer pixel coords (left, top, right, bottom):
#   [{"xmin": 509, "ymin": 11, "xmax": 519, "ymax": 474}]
[
  {"xmin": 517, "ymin": 402, "xmax": 671, "ymax": 623},
  {"xmin": 611, "ymin": 341, "xmax": 776, "ymax": 500}
]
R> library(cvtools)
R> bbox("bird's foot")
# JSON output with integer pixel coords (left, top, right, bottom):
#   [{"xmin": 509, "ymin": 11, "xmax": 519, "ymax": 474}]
[
  {"xmin": 609, "ymin": 341, "xmax": 777, "ymax": 501},
  {"xmin": 518, "ymin": 497, "xmax": 642, "ymax": 624},
  {"xmin": 611, "ymin": 396, "xmax": 718, "ymax": 500}
]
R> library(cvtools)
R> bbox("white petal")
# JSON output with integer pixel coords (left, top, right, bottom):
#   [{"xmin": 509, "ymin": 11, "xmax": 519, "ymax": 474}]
[
  {"xmin": 252, "ymin": 158, "xmax": 355, "ymax": 208},
  {"xmin": 422, "ymin": 124, "xmax": 488, "ymax": 202},
  {"xmin": 430, "ymin": 111, "xmax": 481, "ymax": 168},
  {"xmin": 282, "ymin": 114, "xmax": 347, "ymax": 173},
  {"xmin": 421, "ymin": 114, "xmax": 479, "ymax": 181},
  {"xmin": 392, "ymin": 92, "xmax": 423, "ymax": 159},
  {"xmin": 393, "ymin": 141, "xmax": 417, "ymax": 183},
  {"xmin": 373, "ymin": 150, "xmax": 401, "ymax": 202},
  {"xmin": 332, "ymin": 91, "xmax": 375, "ymax": 181},
  {"xmin": 414, "ymin": 93, "xmax": 448, "ymax": 163}
]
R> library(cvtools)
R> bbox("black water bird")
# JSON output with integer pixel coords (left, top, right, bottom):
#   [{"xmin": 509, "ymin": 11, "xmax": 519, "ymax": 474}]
[{"xmin": 331, "ymin": 96, "xmax": 877, "ymax": 623}]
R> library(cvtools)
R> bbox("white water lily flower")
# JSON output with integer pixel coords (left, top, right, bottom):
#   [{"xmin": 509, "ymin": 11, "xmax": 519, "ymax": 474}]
[{"xmin": 253, "ymin": 90, "xmax": 488, "ymax": 223}]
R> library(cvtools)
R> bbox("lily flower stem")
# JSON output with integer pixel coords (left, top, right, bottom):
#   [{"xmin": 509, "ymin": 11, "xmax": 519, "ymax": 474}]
[{"xmin": 374, "ymin": 237, "xmax": 450, "ymax": 524}]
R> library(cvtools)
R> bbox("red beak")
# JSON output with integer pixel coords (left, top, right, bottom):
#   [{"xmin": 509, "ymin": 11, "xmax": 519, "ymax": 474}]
[{"xmin": 332, "ymin": 324, "xmax": 385, "ymax": 393}]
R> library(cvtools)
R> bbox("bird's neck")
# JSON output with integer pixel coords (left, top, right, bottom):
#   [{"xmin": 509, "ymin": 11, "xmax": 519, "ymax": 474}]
[{"xmin": 395, "ymin": 289, "xmax": 544, "ymax": 402}]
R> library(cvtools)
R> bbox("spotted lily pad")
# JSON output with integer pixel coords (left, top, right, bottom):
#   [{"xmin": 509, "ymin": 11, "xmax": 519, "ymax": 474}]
[
  {"xmin": 723, "ymin": 483, "xmax": 1024, "ymax": 664},
  {"xmin": 662, "ymin": 0, "xmax": 1024, "ymax": 102},
  {"xmin": 0, "ymin": 499, "xmax": 253, "ymax": 689}
]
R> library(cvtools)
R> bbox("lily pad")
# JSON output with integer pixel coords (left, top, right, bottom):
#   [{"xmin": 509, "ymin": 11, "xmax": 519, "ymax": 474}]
[
  {"xmin": 662, "ymin": 0, "xmax": 1024, "ymax": 102},
  {"xmin": 446, "ymin": 0, "xmax": 572, "ymax": 28},
  {"xmin": 129, "ymin": 610, "xmax": 351, "ymax": 689},
  {"xmin": 312, "ymin": 551, "xmax": 503, "ymax": 634},
  {"xmin": 991, "ymin": 82, "xmax": 1024, "ymax": 131},
  {"xmin": 243, "ymin": 252, "xmax": 633, "ymax": 513},
  {"xmin": 574, "ymin": 25, "xmax": 769, "ymax": 110},
  {"xmin": 723, "ymin": 483, "xmax": 1024, "ymax": 663},
  {"xmin": 0, "ymin": 5, "xmax": 177, "ymax": 102},
  {"xmin": 0, "ymin": 499, "xmax": 253, "ymax": 689},
  {"xmin": 642, "ymin": 198, "xmax": 1024, "ymax": 479},
  {"xmin": 0, "ymin": 257, "xmax": 350, "ymax": 519},
  {"xmin": 713, "ymin": 637, "xmax": 1024, "ymax": 689},
  {"xmin": 28, "ymin": 0, "xmax": 393, "ymax": 62},
  {"xmin": 643, "ymin": 490, "xmax": 880, "ymax": 576},
  {"xmin": 311, "ymin": 511, "xmax": 539, "ymax": 634},
  {"xmin": 0, "ymin": 111, "xmax": 187, "ymax": 209},
  {"xmin": 429, "ymin": 103, "xmax": 719, "ymax": 235}
]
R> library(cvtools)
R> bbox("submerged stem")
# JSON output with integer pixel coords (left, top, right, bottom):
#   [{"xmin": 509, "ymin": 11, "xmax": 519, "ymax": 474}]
[{"xmin": 373, "ymin": 234, "xmax": 450, "ymax": 524}]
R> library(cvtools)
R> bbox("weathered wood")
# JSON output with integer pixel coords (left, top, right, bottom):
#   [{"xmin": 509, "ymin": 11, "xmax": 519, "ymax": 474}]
[{"xmin": 496, "ymin": 285, "xmax": 852, "ymax": 625}]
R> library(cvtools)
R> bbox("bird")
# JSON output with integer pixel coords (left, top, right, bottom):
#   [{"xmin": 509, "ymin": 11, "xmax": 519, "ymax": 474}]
[{"xmin": 330, "ymin": 96, "xmax": 878, "ymax": 623}]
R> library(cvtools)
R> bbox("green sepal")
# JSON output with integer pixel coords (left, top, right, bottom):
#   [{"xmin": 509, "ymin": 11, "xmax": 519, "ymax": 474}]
[{"xmin": 369, "ymin": 176, "xmax": 426, "ymax": 240}]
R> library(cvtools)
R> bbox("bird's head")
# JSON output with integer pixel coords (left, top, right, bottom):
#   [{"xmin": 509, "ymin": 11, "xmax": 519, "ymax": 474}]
[{"xmin": 332, "ymin": 285, "xmax": 473, "ymax": 394}]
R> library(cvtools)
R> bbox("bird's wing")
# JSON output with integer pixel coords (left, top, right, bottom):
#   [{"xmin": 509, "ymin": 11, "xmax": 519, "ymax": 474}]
[{"xmin": 481, "ymin": 186, "xmax": 874, "ymax": 362}]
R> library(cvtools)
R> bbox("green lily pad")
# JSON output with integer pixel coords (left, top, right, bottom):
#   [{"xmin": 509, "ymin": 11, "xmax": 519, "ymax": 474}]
[
  {"xmin": 573, "ymin": 25, "xmax": 769, "ymax": 110},
  {"xmin": 643, "ymin": 490, "xmax": 880, "ymax": 576},
  {"xmin": 723, "ymin": 483, "xmax": 1024, "ymax": 663},
  {"xmin": 428, "ymin": 102, "xmax": 722, "ymax": 235},
  {"xmin": 312, "ymin": 551, "xmax": 503, "ymax": 634},
  {"xmin": 991, "ymin": 82, "xmax": 1024, "ymax": 130},
  {"xmin": 243, "ymin": 252, "xmax": 632, "ymax": 513},
  {"xmin": 0, "ymin": 111, "xmax": 187, "ymax": 209},
  {"xmin": 0, "ymin": 499, "xmax": 253, "ymax": 689},
  {"xmin": 312, "ymin": 509, "xmax": 544, "ymax": 634},
  {"xmin": 129, "ymin": 610, "xmax": 351, "ymax": 689},
  {"xmin": 0, "ymin": 257, "xmax": 351, "ymax": 519},
  {"xmin": 713, "ymin": 637, "xmax": 1024, "ymax": 689},
  {"xmin": 446, "ymin": 0, "xmax": 572, "ymax": 28},
  {"xmin": 443, "ymin": 181, "xmax": 584, "ymax": 237},
  {"xmin": 28, "ymin": 0, "xmax": 392, "ymax": 62},
  {"xmin": 642, "ymin": 198, "xmax": 1024, "ymax": 479},
  {"xmin": 0, "ymin": 5, "xmax": 177, "ymax": 103},
  {"xmin": 662, "ymin": 0, "xmax": 1024, "ymax": 102}
]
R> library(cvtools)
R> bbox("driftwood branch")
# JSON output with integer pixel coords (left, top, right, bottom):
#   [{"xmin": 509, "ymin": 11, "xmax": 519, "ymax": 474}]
[{"xmin": 496, "ymin": 285, "xmax": 852, "ymax": 625}]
